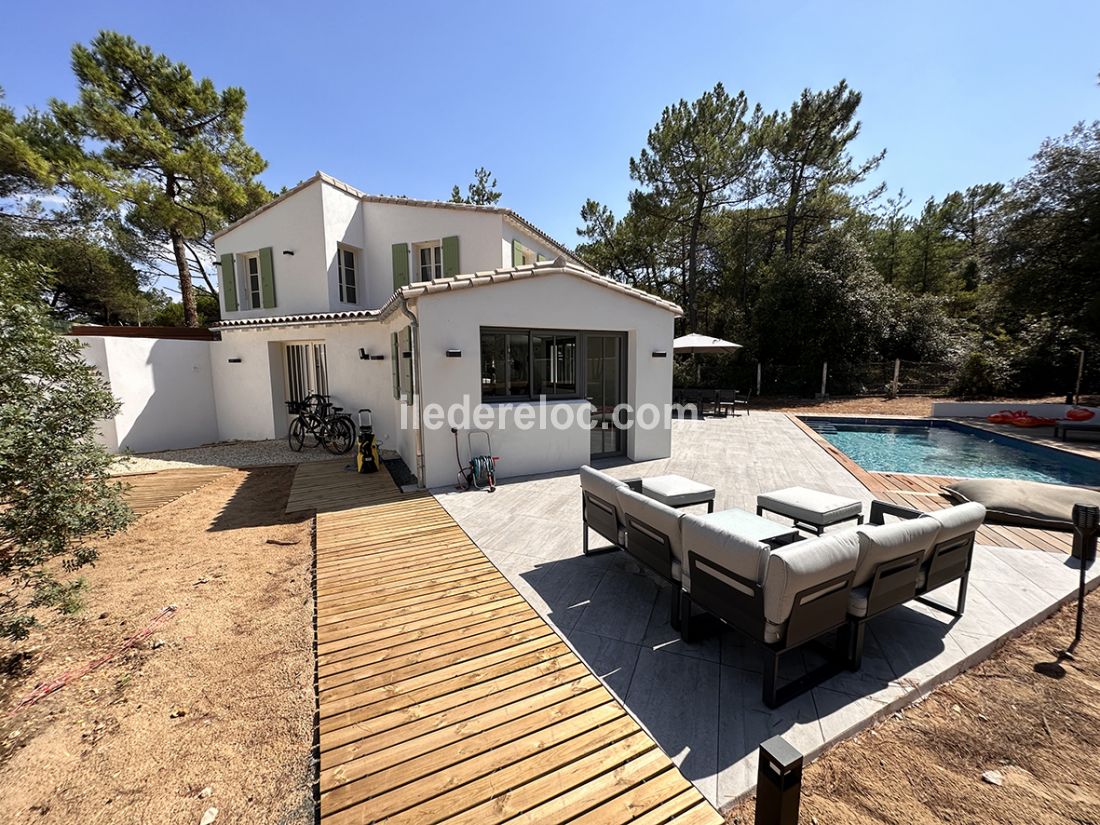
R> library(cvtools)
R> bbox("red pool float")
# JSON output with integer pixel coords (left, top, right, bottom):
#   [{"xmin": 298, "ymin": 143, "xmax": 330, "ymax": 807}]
[
  {"xmin": 986, "ymin": 410, "xmax": 1016, "ymax": 424},
  {"xmin": 1010, "ymin": 414, "xmax": 1057, "ymax": 427},
  {"xmin": 1065, "ymin": 407, "xmax": 1096, "ymax": 421}
]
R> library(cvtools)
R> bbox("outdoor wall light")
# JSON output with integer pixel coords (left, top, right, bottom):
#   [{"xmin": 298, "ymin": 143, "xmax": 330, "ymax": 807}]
[
  {"xmin": 282, "ymin": 249, "xmax": 295, "ymax": 256},
  {"xmin": 445, "ymin": 348, "xmax": 462, "ymax": 358},
  {"xmin": 370, "ymin": 354, "xmax": 385, "ymax": 361},
  {"xmin": 402, "ymin": 351, "xmax": 413, "ymax": 359},
  {"xmin": 358, "ymin": 348, "xmax": 370, "ymax": 360},
  {"xmin": 227, "ymin": 357, "xmax": 243, "ymax": 364},
  {"xmin": 651, "ymin": 350, "xmax": 668, "ymax": 358}
]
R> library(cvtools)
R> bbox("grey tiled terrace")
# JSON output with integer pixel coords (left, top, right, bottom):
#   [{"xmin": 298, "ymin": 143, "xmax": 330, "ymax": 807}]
[{"xmin": 434, "ymin": 412, "xmax": 1099, "ymax": 812}]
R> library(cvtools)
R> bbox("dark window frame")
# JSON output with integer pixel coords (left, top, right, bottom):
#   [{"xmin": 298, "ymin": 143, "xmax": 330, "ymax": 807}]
[
  {"xmin": 337, "ymin": 245, "xmax": 358, "ymax": 304},
  {"xmin": 480, "ymin": 326, "xmax": 584, "ymax": 402}
]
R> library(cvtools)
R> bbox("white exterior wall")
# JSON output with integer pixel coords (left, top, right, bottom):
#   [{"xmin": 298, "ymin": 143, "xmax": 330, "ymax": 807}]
[
  {"xmin": 320, "ymin": 184, "xmax": 369, "ymax": 311},
  {"xmin": 77, "ymin": 336, "xmax": 219, "ymax": 453},
  {"xmin": 413, "ymin": 273, "xmax": 676, "ymax": 488},
  {"xmin": 501, "ymin": 220, "xmax": 561, "ymax": 265},
  {"xmin": 932, "ymin": 401, "xmax": 1100, "ymax": 419},
  {"xmin": 215, "ymin": 180, "xmax": 328, "ymax": 320},
  {"xmin": 210, "ymin": 321, "xmax": 408, "ymax": 458},
  {"xmin": 361, "ymin": 204, "xmax": 506, "ymax": 307}
]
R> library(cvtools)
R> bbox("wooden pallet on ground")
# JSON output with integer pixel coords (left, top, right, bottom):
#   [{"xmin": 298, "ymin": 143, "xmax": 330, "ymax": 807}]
[{"xmin": 118, "ymin": 466, "xmax": 232, "ymax": 516}]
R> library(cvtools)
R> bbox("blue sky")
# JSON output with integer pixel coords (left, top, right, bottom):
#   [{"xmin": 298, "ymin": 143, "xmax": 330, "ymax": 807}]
[{"xmin": 2, "ymin": 1, "xmax": 1098, "ymax": 249}]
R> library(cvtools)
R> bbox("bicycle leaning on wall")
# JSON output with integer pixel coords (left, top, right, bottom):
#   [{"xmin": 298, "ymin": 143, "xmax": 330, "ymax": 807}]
[{"xmin": 286, "ymin": 394, "xmax": 356, "ymax": 455}]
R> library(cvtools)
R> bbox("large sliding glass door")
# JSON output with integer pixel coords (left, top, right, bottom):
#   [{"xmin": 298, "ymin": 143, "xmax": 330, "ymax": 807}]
[{"xmin": 586, "ymin": 334, "xmax": 625, "ymax": 457}]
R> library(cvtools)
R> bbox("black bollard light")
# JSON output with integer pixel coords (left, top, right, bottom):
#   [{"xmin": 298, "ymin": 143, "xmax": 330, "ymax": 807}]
[
  {"xmin": 756, "ymin": 735, "xmax": 803, "ymax": 825},
  {"xmin": 1069, "ymin": 504, "xmax": 1099, "ymax": 654}
]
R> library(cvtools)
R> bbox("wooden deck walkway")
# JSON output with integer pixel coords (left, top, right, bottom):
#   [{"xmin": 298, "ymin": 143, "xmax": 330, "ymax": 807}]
[
  {"xmin": 286, "ymin": 458, "xmax": 403, "ymax": 514},
  {"xmin": 118, "ymin": 466, "xmax": 231, "ymax": 516},
  {"xmin": 312, "ymin": 469, "xmax": 721, "ymax": 824}
]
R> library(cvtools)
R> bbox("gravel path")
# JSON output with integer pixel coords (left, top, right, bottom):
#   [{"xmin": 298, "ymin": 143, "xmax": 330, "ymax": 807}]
[{"xmin": 110, "ymin": 439, "xmax": 348, "ymax": 475}]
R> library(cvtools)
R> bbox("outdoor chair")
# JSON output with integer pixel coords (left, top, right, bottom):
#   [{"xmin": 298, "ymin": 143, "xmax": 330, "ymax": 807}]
[
  {"xmin": 616, "ymin": 486, "xmax": 688, "ymax": 629},
  {"xmin": 844, "ymin": 500, "xmax": 985, "ymax": 668},
  {"xmin": 679, "ymin": 516, "xmax": 860, "ymax": 707},
  {"xmin": 717, "ymin": 388, "xmax": 751, "ymax": 417},
  {"xmin": 580, "ymin": 465, "xmax": 631, "ymax": 555}
]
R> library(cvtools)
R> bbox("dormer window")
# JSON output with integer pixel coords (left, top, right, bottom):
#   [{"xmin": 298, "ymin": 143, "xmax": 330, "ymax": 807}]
[{"xmin": 338, "ymin": 245, "xmax": 358, "ymax": 303}]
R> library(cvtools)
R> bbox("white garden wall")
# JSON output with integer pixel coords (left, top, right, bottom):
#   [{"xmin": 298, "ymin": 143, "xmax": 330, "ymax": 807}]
[
  {"xmin": 77, "ymin": 335, "xmax": 219, "ymax": 453},
  {"xmin": 932, "ymin": 401, "xmax": 1100, "ymax": 419}
]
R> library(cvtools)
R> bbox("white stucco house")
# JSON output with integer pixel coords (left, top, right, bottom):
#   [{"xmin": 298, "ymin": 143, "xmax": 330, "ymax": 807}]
[{"xmin": 86, "ymin": 172, "xmax": 681, "ymax": 488}]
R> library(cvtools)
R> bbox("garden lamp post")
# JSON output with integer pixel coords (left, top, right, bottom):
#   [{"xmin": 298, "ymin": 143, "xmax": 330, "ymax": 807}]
[{"xmin": 1069, "ymin": 503, "xmax": 1099, "ymax": 654}]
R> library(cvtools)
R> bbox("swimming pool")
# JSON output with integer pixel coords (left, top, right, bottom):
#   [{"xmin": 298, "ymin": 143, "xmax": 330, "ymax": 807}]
[{"xmin": 801, "ymin": 417, "xmax": 1100, "ymax": 486}]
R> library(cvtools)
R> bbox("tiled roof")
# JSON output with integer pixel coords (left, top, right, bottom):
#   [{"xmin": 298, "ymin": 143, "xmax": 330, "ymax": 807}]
[
  {"xmin": 211, "ymin": 308, "xmax": 379, "ymax": 330},
  {"xmin": 211, "ymin": 260, "xmax": 682, "ymax": 331},
  {"xmin": 379, "ymin": 258, "xmax": 683, "ymax": 319},
  {"xmin": 212, "ymin": 171, "xmax": 588, "ymax": 268}
]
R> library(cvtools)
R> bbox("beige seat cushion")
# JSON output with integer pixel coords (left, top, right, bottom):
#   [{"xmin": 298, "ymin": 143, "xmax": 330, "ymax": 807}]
[
  {"xmin": 923, "ymin": 502, "xmax": 986, "ymax": 561},
  {"xmin": 758, "ymin": 486, "xmax": 863, "ymax": 526},
  {"xmin": 617, "ymin": 487, "xmax": 686, "ymax": 580},
  {"xmin": 641, "ymin": 474, "xmax": 716, "ymax": 507},
  {"xmin": 761, "ymin": 531, "xmax": 860, "ymax": 643},
  {"xmin": 851, "ymin": 516, "xmax": 939, "ymax": 588},
  {"xmin": 579, "ymin": 465, "xmax": 627, "ymax": 523},
  {"xmin": 943, "ymin": 479, "xmax": 1098, "ymax": 530},
  {"xmin": 681, "ymin": 512, "xmax": 771, "ymax": 595}
]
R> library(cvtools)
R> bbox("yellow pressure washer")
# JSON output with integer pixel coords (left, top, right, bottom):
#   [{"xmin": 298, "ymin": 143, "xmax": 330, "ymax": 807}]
[{"xmin": 356, "ymin": 409, "xmax": 382, "ymax": 474}]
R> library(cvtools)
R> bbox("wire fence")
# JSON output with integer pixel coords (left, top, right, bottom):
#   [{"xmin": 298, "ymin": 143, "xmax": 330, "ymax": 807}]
[{"xmin": 677, "ymin": 359, "xmax": 956, "ymax": 398}]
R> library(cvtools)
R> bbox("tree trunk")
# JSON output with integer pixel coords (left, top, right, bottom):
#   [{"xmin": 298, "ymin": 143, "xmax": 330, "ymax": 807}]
[
  {"xmin": 171, "ymin": 231, "xmax": 198, "ymax": 326},
  {"xmin": 686, "ymin": 196, "xmax": 705, "ymax": 330},
  {"xmin": 783, "ymin": 168, "xmax": 804, "ymax": 258},
  {"xmin": 165, "ymin": 174, "xmax": 199, "ymax": 327}
]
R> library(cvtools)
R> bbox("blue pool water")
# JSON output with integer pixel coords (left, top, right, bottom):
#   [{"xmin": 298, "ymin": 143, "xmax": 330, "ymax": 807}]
[{"xmin": 803, "ymin": 417, "xmax": 1100, "ymax": 486}]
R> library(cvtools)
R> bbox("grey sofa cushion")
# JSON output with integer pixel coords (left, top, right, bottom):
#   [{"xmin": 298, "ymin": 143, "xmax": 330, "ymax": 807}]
[
  {"xmin": 757, "ymin": 486, "xmax": 863, "ymax": 526},
  {"xmin": 761, "ymin": 530, "xmax": 860, "ymax": 642},
  {"xmin": 681, "ymin": 512, "xmax": 771, "ymax": 595},
  {"xmin": 852, "ymin": 516, "xmax": 939, "ymax": 588},
  {"xmin": 943, "ymin": 479, "xmax": 1098, "ymax": 530},
  {"xmin": 580, "ymin": 465, "xmax": 627, "ymax": 523},
  {"xmin": 617, "ymin": 487, "xmax": 686, "ymax": 580},
  {"xmin": 641, "ymin": 474, "xmax": 716, "ymax": 507},
  {"xmin": 924, "ymin": 502, "xmax": 987, "ymax": 548}
]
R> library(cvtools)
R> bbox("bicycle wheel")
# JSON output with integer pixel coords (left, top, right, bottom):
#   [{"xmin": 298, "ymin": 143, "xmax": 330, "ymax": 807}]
[
  {"xmin": 323, "ymin": 416, "xmax": 356, "ymax": 455},
  {"xmin": 288, "ymin": 417, "xmax": 307, "ymax": 452}
]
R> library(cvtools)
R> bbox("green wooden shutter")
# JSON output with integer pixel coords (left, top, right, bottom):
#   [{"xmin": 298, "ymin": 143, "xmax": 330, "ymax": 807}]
[
  {"xmin": 536, "ymin": 253, "xmax": 547, "ymax": 262},
  {"xmin": 442, "ymin": 235, "xmax": 460, "ymax": 277},
  {"xmin": 258, "ymin": 246, "xmax": 277, "ymax": 308},
  {"xmin": 392, "ymin": 243, "xmax": 410, "ymax": 291},
  {"xmin": 220, "ymin": 253, "xmax": 238, "ymax": 312},
  {"xmin": 512, "ymin": 238, "xmax": 524, "ymax": 267},
  {"xmin": 391, "ymin": 332, "xmax": 400, "ymax": 399}
]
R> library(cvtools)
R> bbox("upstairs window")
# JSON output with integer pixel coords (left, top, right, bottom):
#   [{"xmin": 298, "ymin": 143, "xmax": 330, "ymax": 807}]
[
  {"xmin": 416, "ymin": 243, "xmax": 443, "ymax": 282},
  {"xmin": 245, "ymin": 253, "xmax": 262, "ymax": 309},
  {"xmin": 338, "ymin": 246, "xmax": 358, "ymax": 303}
]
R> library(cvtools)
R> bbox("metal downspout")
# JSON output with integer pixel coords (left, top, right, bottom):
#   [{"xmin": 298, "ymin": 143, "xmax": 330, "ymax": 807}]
[{"xmin": 399, "ymin": 296, "xmax": 427, "ymax": 489}]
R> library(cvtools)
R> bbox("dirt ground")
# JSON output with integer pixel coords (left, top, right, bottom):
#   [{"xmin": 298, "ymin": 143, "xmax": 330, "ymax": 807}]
[
  {"xmin": 757, "ymin": 395, "xmax": 1090, "ymax": 417},
  {"xmin": 0, "ymin": 467, "xmax": 315, "ymax": 825},
  {"xmin": 728, "ymin": 587, "xmax": 1100, "ymax": 824}
]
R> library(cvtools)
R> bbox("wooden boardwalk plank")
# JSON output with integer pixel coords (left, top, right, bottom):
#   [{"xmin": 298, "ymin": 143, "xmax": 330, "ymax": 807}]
[
  {"xmin": 309, "ymin": 464, "xmax": 720, "ymax": 824},
  {"xmin": 117, "ymin": 466, "xmax": 231, "ymax": 516}
]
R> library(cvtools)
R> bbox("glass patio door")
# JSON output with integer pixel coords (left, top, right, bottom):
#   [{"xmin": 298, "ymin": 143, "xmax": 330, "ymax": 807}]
[
  {"xmin": 284, "ymin": 342, "xmax": 329, "ymax": 411},
  {"xmin": 585, "ymin": 334, "xmax": 625, "ymax": 457}
]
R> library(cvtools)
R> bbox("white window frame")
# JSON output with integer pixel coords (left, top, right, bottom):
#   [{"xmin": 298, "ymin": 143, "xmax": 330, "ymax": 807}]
[
  {"xmin": 337, "ymin": 244, "xmax": 358, "ymax": 304},
  {"xmin": 413, "ymin": 240, "xmax": 443, "ymax": 283},
  {"xmin": 243, "ymin": 252, "xmax": 263, "ymax": 309}
]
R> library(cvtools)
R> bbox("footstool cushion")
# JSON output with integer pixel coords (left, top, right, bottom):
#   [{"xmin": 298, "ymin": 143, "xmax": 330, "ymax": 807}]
[
  {"xmin": 757, "ymin": 486, "xmax": 862, "ymax": 527},
  {"xmin": 642, "ymin": 475, "xmax": 716, "ymax": 508}
]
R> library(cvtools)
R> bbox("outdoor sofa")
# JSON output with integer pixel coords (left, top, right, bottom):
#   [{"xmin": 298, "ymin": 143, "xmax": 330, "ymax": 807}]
[{"xmin": 579, "ymin": 465, "xmax": 987, "ymax": 707}]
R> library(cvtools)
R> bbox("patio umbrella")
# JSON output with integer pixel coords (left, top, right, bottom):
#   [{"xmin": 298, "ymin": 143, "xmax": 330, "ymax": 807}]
[{"xmin": 673, "ymin": 333, "xmax": 742, "ymax": 383}]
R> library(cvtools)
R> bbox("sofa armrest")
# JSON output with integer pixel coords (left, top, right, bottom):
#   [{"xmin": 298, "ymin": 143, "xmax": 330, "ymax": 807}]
[{"xmin": 869, "ymin": 499, "xmax": 924, "ymax": 525}]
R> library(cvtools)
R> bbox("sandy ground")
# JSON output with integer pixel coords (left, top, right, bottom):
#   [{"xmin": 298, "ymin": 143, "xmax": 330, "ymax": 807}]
[
  {"xmin": 0, "ymin": 467, "xmax": 314, "ymax": 825},
  {"xmin": 727, "ymin": 587, "xmax": 1100, "ymax": 824},
  {"xmin": 110, "ymin": 438, "xmax": 340, "ymax": 475}
]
